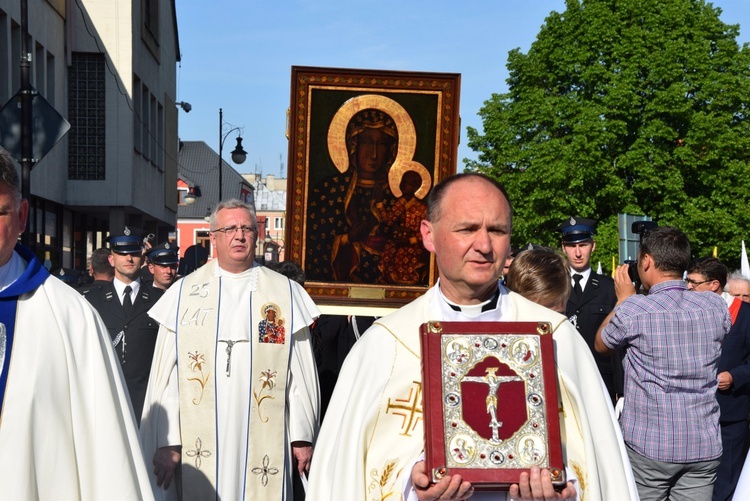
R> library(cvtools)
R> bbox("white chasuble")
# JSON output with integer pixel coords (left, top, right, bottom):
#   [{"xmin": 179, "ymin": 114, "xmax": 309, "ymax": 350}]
[
  {"xmin": 307, "ymin": 284, "xmax": 637, "ymax": 501},
  {"xmin": 0, "ymin": 250, "xmax": 153, "ymax": 500},
  {"xmin": 142, "ymin": 261, "xmax": 320, "ymax": 501}
]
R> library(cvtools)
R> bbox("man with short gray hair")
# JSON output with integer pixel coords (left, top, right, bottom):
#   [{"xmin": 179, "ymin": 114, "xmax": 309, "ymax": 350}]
[
  {"xmin": 141, "ymin": 198, "xmax": 320, "ymax": 500},
  {"xmin": 727, "ymin": 272, "xmax": 750, "ymax": 303}
]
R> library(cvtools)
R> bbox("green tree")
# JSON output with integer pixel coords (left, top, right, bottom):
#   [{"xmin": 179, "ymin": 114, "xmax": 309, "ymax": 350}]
[{"xmin": 466, "ymin": 0, "xmax": 750, "ymax": 271}]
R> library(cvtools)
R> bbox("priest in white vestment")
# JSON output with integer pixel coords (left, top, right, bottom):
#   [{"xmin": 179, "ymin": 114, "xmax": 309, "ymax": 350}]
[
  {"xmin": 140, "ymin": 199, "xmax": 320, "ymax": 501},
  {"xmin": 307, "ymin": 174, "xmax": 638, "ymax": 501},
  {"xmin": 0, "ymin": 147, "xmax": 152, "ymax": 500}
]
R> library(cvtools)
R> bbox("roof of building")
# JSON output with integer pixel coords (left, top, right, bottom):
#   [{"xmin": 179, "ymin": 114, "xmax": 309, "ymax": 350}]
[
  {"xmin": 253, "ymin": 177, "xmax": 286, "ymax": 212},
  {"xmin": 177, "ymin": 141, "xmax": 254, "ymax": 219}
]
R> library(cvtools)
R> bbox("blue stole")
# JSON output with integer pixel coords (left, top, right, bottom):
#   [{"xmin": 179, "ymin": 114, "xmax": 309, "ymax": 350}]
[{"xmin": 0, "ymin": 244, "xmax": 50, "ymax": 412}]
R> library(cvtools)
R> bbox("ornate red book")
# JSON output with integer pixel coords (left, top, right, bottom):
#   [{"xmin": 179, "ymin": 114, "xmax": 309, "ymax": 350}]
[{"xmin": 420, "ymin": 320, "xmax": 565, "ymax": 490}]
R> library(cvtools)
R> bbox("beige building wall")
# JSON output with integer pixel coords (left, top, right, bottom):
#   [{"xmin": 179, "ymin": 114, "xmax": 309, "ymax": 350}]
[{"xmin": 63, "ymin": 0, "xmax": 178, "ymax": 231}]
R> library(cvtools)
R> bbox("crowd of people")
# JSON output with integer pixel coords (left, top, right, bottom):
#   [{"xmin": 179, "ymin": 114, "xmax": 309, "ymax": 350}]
[{"xmin": 3, "ymin": 137, "xmax": 750, "ymax": 501}]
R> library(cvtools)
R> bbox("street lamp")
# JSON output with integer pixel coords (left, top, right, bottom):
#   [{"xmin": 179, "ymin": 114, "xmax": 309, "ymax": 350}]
[
  {"xmin": 184, "ymin": 190, "xmax": 197, "ymax": 205},
  {"xmin": 184, "ymin": 185, "xmax": 201, "ymax": 205},
  {"xmin": 218, "ymin": 108, "xmax": 247, "ymax": 201}
]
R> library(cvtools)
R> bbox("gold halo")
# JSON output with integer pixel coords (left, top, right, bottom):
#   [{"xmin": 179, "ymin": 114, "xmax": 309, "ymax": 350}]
[
  {"xmin": 261, "ymin": 302, "xmax": 281, "ymax": 317},
  {"xmin": 389, "ymin": 160, "xmax": 432, "ymax": 200},
  {"xmin": 327, "ymin": 94, "xmax": 417, "ymax": 174}
]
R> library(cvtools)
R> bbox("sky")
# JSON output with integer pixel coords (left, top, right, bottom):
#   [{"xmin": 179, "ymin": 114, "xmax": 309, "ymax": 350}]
[{"xmin": 174, "ymin": 0, "xmax": 750, "ymax": 178}]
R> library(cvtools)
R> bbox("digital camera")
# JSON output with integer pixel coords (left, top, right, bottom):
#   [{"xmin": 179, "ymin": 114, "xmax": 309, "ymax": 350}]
[{"xmin": 625, "ymin": 221, "xmax": 657, "ymax": 288}]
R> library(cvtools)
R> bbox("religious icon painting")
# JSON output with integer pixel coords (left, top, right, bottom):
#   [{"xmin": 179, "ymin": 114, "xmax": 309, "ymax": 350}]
[
  {"xmin": 258, "ymin": 302, "xmax": 285, "ymax": 344},
  {"xmin": 420, "ymin": 321, "xmax": 566, "ymax": 490},
  {"xmin": 286, "ymin": 66, "xmax": 461, "ymax": 307}
]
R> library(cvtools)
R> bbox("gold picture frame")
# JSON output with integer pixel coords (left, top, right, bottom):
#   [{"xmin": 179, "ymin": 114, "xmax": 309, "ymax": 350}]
[{"xmin": 286, "ymin": 66, "xmax": 461, "ymax": 307}]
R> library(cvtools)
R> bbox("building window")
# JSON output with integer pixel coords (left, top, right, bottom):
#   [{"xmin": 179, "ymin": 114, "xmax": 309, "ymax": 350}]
[
  {"xmin": 0, "ymin": 11, "xmax": 9, "ymax": 99},
  {"xmin": 133, "ymin": 75, "xmax": 141, "ymax": 152},
  {"xmin": 156, "ymin": 102, "xmax": 164, "ymax": 170},
  {"xmin": 274, "ymin": 217, "xmax": 284, "ymax": 230},
  {"xmin": 150, "ymin": 94, "xmax": 157, "ymax": 166},
  {"xmin": 144, "ymin": 0, "xmax": 159, "ymax": 39},
  {"xmin": 34, "ymin": 42, "xmax": 44, "ymax": 96},
  {"xmin": 196, "ymin": 231, "xmax": 211, "ymax": 255},
  {"xmin": 46, "ymin": 52, "xmax": 55, "ymax": 106},
  {"xmin": 142, "ymin": 84, "xmax": 150, "ymax": 160},
  {"xmin": 141, "ymin": 0, "xmax": 160, "ymax": 62},
  {"xmin": 68, "ymin": 52, "xmax": 105, "ymax": 180},
  {"xmin": 11, "ymin": 21, "xmax": 20, "ymax": 95}
]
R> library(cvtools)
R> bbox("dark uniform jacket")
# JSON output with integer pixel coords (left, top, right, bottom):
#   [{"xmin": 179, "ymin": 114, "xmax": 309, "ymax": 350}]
[
  {"xmin": 713, "ymin": 300, "xmax": 750, "ymax": 501},
  {"xmin": 716, "ymin": 300, "xmax": 750, "ymax": 421},
  {"xmin": 566, "ymin": 271, "xmax": 621, "ymax": 400},
  {"xmin": 84, "ymin": 280, "xmax": 164, "ymax": 423},
  {"xmin": 77, "ymin": 279, "xmax": 112, "ymax": 296},
  {"xmin": 311, "ymin": 314, "xmax": 375, "ymax": 421}
]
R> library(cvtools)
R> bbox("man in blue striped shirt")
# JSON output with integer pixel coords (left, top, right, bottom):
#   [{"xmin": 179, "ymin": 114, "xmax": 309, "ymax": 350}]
[{"xmin": 595, "ymin": 226, "xmax": 731, "ymax": 501}]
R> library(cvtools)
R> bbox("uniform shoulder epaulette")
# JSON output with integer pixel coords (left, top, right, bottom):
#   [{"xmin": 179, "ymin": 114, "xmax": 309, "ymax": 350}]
[{"xmin": 79, "ymin": 285, "xmax": 100, "ymax": 295}]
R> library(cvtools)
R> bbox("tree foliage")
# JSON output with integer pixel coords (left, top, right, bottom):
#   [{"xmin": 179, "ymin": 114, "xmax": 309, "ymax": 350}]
[{"xmin": 466, "ymin": 0, "xmax": 750, "ymax": 271}]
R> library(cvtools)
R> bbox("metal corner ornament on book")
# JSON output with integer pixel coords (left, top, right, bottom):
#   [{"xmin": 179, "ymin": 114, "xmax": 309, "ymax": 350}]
[{"xmin": 420, "ymin": 320, "xmax": 566, "ymax": 490}]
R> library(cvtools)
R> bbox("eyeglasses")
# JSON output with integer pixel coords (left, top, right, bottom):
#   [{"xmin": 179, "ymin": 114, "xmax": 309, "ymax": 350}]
[
  {"xmin": 211, "ymin": 225, "xmax": 256, "ymax": 237},
  {"xmin": 684, "ymin": 277, "xmax": 713, "ymax": 287}
]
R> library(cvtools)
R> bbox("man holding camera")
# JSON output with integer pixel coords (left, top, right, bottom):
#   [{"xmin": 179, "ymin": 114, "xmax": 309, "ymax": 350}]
[
  {"xmin": 559, "ymin": 217, "xmax": 620, "ymax": 401},
  {"xmin": 595, "ymin": 226, "xmax": 731, "ymax": 501},
  {"xmin": 85, "ymin": 228, "xmax": 165, "ymax": 424}
]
